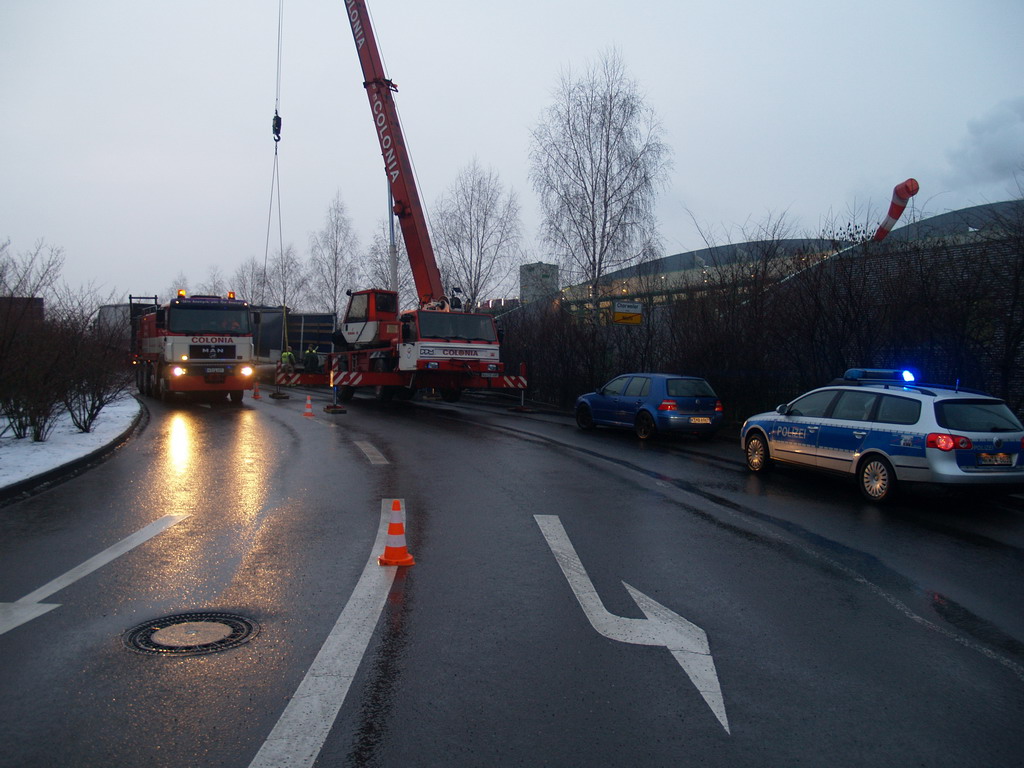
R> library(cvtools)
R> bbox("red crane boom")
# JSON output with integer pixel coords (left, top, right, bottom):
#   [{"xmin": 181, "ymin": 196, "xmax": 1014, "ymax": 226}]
[{"xmin": 344, "ymin": 0, "xmax": 445, "ymax": 307}]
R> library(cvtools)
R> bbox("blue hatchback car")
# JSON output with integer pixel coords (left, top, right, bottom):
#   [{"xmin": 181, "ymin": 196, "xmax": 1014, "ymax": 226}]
[{"xmin": 575, "ymin": 373, "xmax": 723, "ymax": 440}]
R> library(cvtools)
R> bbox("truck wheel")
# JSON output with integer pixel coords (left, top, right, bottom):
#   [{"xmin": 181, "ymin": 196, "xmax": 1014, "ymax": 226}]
[
  {"xmin": 155, "ymin": 373, "xmax": 168, "ymax": 402},
  {"xmin": 136, "ymin": 367, "xmax": 145, "ymax": 395},
  {"xmin": 440, "ymin": 389, "xmax": 461, "ymax": 403},
  {"xmin": 229, "ymin": 390, "xmax": 243, "ymax": 404},
  {"xmin": 337, "ymin": 386, "xmax": 355, "ymax": 402},
  {"xmin": 374, "ymin": 386, "xmax": 395, "ymax": 402}
]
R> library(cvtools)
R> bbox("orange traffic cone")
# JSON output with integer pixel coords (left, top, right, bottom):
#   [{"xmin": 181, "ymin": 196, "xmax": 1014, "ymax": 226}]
[
  {"xmin": 378, "ymin": 499, "xmax": 415, "ymax": 566},
  {"xmin": 252, "ymin": 380, "xmax": 261, "ymax": 400},
  {"xmin": 303, "ymin": 395, "xmax": 314, "ymax": 418}
]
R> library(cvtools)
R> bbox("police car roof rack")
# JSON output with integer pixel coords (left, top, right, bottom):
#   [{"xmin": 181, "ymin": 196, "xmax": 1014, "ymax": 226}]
[
  {"xmin": 908, "ymin": 381, "xmax": 990, "ymax": 397},
  {"xmin": 838, "ymin": 369, "xmax": 991, "ymax": 397}
]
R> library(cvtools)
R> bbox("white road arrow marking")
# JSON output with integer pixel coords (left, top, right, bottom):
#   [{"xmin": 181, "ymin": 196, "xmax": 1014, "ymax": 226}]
[
  {"xmin": 0, "ymin": 513, "xmax": 188, "ymax": 637},
  {"xmin": 535, "ymin": 514, "xmax": 730, "ymax": 734}
]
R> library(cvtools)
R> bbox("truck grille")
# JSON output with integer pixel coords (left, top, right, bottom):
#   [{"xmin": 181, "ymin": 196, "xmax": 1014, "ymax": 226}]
[{"xmin": 189, "ymin": 344, "xmax": 236, "ymax": 360}]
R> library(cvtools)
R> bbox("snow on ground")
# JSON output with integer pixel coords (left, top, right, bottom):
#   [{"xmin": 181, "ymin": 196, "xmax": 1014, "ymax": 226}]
[{"xmin": 0, "ymin": 397, "xmax": 141, "ymax": 489}]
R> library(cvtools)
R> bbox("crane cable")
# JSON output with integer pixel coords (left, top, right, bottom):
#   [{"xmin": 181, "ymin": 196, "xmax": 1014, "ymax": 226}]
[{"xmin": 263, "ymin": 0, "xmax": 289, "ymax": 352}]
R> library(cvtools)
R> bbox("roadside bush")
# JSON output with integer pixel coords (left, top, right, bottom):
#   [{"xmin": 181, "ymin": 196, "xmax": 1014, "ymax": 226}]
[
  {"xmin": 501, "ymin": 211, "xmax": 1024, "ymax": 423},
  {"xmin": 1, "ymin": 241, "xmax": 131, "ymax": 441}
]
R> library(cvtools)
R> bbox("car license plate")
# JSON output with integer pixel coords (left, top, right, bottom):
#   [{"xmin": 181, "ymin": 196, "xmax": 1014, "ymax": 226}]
[
  {"xmin": 206, "ymin": 367, "xmax": 225, "ymax": 374},
  {"xmin": 690, "ymin": 417, "xmax": 712, "ymax": 424},
  {"xmin": 977, "ymin": 453, "xmax": 1012, "ymax": 466},
  {"xmin": 481, "ymin": 372, "xmax": 498, "ymax": 378}
]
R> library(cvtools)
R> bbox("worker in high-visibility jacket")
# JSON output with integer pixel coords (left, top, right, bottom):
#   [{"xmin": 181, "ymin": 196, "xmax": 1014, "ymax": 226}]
[
  {"xmin": 303, "ymin": 345, "xmax": 320, "ymax": 373},
  {"xmin": 281, "ymin": 346, "xmax": 296, "ymax": 374}
]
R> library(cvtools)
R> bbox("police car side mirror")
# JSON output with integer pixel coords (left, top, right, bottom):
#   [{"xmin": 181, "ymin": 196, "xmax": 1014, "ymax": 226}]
[{"xmin": 776, "ymin": 404, "xmax": 790, "ymax": 415}]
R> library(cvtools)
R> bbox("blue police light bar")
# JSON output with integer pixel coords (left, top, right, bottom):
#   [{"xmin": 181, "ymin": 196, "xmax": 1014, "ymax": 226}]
[{"xmin": 843, "ymin": 368, "xmax": 916, "ymax": 382}]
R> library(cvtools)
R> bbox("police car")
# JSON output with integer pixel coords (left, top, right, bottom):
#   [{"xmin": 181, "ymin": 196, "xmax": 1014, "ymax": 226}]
[{"xmin": 740, "ymin": 369, "xmax": 1024, "ymax": 502}]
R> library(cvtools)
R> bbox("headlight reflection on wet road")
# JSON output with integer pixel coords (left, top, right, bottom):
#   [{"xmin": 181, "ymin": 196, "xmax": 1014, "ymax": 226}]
[
  {"xmin": 141, "ymin": 407, "xmax": 278, "ymax": 606},
  {"xmin": 229, "ymin": 409, "xmax": 271, "ymax": 516},
  {"xmin": 167, "ymin": 413, "xmax": 193, "ymax": 477}
]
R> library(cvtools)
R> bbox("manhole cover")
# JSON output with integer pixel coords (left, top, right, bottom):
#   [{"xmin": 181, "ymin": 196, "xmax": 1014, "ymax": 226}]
[{"xmin": 123, "ymin": 612, "xmax": 260, "ymax": 656}]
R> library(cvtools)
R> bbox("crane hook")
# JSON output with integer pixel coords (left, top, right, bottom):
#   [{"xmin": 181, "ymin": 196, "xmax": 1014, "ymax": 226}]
[{"xmin": 272, "ymin": 112, "xmax": 282, "ymax": 143}]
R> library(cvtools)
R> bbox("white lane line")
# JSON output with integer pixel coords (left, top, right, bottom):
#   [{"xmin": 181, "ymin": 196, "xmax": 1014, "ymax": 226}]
[
  {"xmin": 0, "ymin": 513, "xmax": 189, "ymax": 637},
  {"xmin": 535, "ymin": 514, "xmax": 730, "ymax": 734},
  {"xmin": 354, "ymin": 440, "xmax": 389, "ymax": 465},
  {"xmin": 248, "ymin": 499, "xmax": 400, "ymax": 768}
]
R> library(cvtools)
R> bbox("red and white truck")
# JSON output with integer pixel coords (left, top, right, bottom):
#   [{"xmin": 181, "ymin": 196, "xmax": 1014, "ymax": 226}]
[
  {"xmin": 131, "ymin": 291, "xmax": 256, "ymax": 403},
  {"xmin": 333, "ymin": 0, "xmax": 526, "ymax": 403}
]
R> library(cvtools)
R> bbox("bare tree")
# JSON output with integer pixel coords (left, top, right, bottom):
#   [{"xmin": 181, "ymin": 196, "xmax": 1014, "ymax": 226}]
[
  {"xmin": 50, "ymin": 284, "xmax": 133, "ymax": 433},
  {"xmin": 0, "ymin": 239, "xmax": 64, "ymax": 297},
  {"xmin": 163, "ymin": 272, "xmax": 190, "ymax": 302},
  {"xmin": 433, "ymin": 158, "xmax": 522, "ymax": 309},
  {"xmin": 0, "ymin": 240, "xmax": 65, "ymax": 439},
  {"xmin": 232, "ymin": 256, "xmax": 270, "ymax": 305},
  {"xmin": 265, "ymin": 245, "xmax": 306, "ymax": 310},
  {"xmin": 529, "ymin": 49, "xmax": 671, "ymax": 318},
  {"xmin": 196, "ymin": 267, "xmax": 226, "ymax": 297},
  {"xmin": 307, "ymin": 191, "xmax": 360, "ymax": 316}
]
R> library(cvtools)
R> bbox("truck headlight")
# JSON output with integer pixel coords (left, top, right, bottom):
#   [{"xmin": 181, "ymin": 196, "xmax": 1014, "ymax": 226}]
[
  {"xmin": 172, "ymin": 366, "xmax": 186, "ymax": 377},
  {"xmin": 240, "ymin": 366, "xmax": 254, "ymax": 377}
]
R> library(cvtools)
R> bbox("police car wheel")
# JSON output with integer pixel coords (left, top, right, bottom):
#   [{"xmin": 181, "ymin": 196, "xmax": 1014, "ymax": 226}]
[
  {"xmin": 745, "ymin": 433, "xmax": 771, "ymax": 472},
  {"xmin": 859, "ymin": 456, "xmax": 895, "ymax": 503}
]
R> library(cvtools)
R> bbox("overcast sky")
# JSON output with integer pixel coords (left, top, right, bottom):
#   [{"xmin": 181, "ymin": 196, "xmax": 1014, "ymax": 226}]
[{"xmin": 3, "ymin": 0, "xmax": 1022, "ymax": 302}]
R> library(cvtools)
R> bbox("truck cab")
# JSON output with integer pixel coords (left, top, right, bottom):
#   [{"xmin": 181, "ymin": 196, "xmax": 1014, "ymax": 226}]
[{"xmin": 339, "ymin": 289, "xmax": 401, "ymax": 348}]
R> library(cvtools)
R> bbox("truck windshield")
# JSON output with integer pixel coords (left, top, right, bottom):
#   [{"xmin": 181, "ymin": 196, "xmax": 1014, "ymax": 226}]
[
  {"xmin": 168, "ymin": 307, "xmax": 252, "ymax": 335},
  {"xmin": 416, "ymin": 311, "xmax": 497, "ymax": 341}
]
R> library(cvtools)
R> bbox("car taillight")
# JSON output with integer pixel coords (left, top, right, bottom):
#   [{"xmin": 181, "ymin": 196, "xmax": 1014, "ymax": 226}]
[
  {"xmin": 926, "ymin": 433, "xmax": 973, "ymax": 451},
  {"xmin": 657, "ymin": 399, "xmax": 677, "ymax": 411},
  {"xmin": 715, "ymin": 399, "xmax": 723, "ymax": 413}
]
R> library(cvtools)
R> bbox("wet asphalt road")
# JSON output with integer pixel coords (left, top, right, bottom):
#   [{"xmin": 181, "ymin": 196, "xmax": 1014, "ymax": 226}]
[{"xmin": 1, "ymin": 390, "xmax": 1022, "ymax": 767}]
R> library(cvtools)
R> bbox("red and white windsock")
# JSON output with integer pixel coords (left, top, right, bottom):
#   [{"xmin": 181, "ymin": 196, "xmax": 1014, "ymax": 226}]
[{"xmin": 872, "ymin": 178, "xmax": 920, "ymax": 242}]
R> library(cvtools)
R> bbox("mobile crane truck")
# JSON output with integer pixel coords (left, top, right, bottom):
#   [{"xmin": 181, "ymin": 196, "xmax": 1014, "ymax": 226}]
[
  {"xmin": 131, "ymin": 291, "xmax": 256, "ymax": 403},
  {"xmin": 333, "ymin": 0, "xmax": 527, "ymax": 403}
]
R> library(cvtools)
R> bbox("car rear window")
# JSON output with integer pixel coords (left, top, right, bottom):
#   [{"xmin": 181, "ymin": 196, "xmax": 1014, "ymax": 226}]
[
  {"xmin": 667, "ymin": 379, "xmax": 715, "ymax": 397},
  {"xmin": 934, "ymin": 400, "xmax": 1024, "ymax": 432},
  {"xmin": 875, "ymin": 395, "xmax": 921, "ymax": 425}
]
